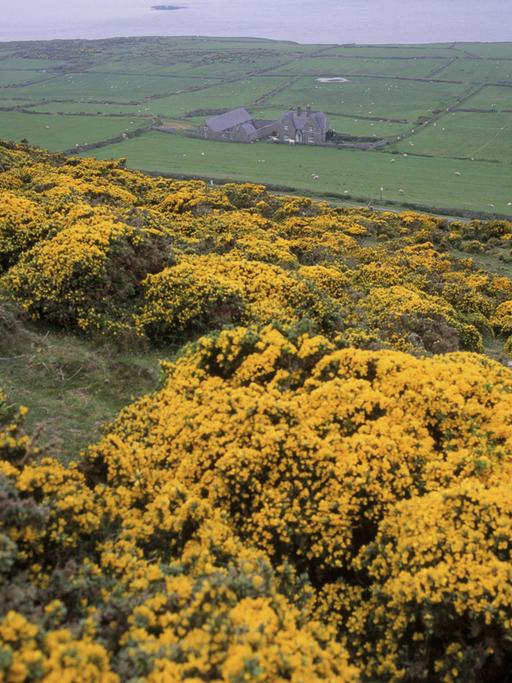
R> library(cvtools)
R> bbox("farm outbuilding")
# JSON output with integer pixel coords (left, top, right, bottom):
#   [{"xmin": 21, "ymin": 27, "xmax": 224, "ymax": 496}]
[
  {"xmin": 199, "ymin": 108, "xmax": 278, "ymax": 143},
  {"xmin": 199, "ymin": 105, "xmax": 330, "ymax": 144}
]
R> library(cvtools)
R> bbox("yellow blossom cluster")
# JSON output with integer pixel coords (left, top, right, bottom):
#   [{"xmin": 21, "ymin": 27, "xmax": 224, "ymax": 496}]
[
  {"xmin": 491, "ymin": 299, "xmax": 512, "ymax": 335},
  {"xmin": 0, "ymin": 192, "xmax": 49, "ymax": 270},
  {"xmin": 89, "ymin": 325, "xmax": 512, "ymax": 680},
  {"xmin": 0, "ymin": 611, "xmax": 118, "ymax": 683},
  {"xmin": 2, "ymin": 140, "xmax": 512, "ymax": 682},
  {"xmin": 0, "ymin": 377, "xmax": 359, "ymax": 682},
  {"xmin": 136, "ymin": 254, "xmax": 340, "ymax": 339},
  {"xmin": 3, "ymin": 322, "xmax": 511, "ymax": 680},
  {"xmin": 1, "ymin": 141, "xmax": 511, "ymax": 355}
]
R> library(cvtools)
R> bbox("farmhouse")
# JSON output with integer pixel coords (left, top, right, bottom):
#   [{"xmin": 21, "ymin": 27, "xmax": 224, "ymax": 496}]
[
  {"xmin": 199, "ymin": 108, "xmax": 278, "ymax": 143},
  {"xmin": 199, "ymin": 106, "xmax": 330, "ymax": 144},
  {"xmin": 278, "ymin": 106, "xmax": 330, "ymax": 144}
]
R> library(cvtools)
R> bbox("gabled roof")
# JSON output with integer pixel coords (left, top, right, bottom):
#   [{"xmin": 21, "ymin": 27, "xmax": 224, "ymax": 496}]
[
  {"xmin": 281, "ymin": 109, "xmax": 329, "ymax": 131},
  {"xmin": 240, "ymin": 122, "xmax": 257, "ymax": 136},
  {"xmin": 313, "ymin": 112, "xmax": 329, "ymax": 129},
  {"xmin": 206, "ymin": 108, "xmax": 252, "ymax": 133},
  {"xmin": 292, "ymin": 111, "xmax": 307, "ymax": 129}
]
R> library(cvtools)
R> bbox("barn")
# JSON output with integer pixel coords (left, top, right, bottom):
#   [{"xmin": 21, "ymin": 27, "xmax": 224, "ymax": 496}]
[{"xmin": 200, "ymin": 108, "xmax": 277, "ymax": 143}]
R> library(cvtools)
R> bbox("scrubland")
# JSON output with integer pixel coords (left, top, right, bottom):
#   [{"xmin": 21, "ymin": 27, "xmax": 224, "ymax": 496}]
[{"xmin": 1, "ymin": 140, "xmax": 512, "ymax": 682}]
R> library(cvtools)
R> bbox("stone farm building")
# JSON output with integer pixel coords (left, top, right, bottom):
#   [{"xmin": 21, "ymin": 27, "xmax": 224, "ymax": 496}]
[
  {"xmin": 198, "ymin": 108, "xmax": 278, "ymax": 143},
  {"xmin": 199, "ymin": 106, "xmax": 330, "ymax": 144},
  {"xmin": 279, "ymin": 106, "xmax": 330, "ymax": 145}
]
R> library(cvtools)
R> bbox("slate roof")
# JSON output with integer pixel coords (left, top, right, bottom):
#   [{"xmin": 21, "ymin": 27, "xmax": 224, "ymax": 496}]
[
  {"xmin": 291, "ymin": 111, "xmax": 307, "ymax": 129},
  {"xmin": 206, "ymin": 108, "xmax": 252, "ymax": 133},
  {"xmin": 241, "ymin": 122, "xmax": 257, "ymax": 136},
  {"xmin": 313, "ymin": 112, "xmax": 329, "ymax": 129},
  {"xmin": 282, "ymin": 110, "xmax": 329, "ymax": 131}
]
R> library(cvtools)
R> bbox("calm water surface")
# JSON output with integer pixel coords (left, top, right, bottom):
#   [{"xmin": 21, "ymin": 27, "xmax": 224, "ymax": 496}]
[{"xmin": 1, "ymin": 0, "xmax": 511, "ymax": 44}]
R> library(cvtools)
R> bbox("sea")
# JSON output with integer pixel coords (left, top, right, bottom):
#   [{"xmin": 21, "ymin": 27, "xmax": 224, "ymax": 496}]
[{"xmin": 1, "ymin": 0, "xmax": 511, "ymax": 45}]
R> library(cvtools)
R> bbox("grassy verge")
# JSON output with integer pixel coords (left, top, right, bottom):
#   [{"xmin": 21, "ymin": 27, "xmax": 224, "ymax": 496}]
[{"xmin": 0, "ymin": 302, "xmax": 170, "ymax": 460}]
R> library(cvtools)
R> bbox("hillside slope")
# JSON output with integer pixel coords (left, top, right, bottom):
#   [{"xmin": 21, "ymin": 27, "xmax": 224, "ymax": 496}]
[{"xmin": 1, "ymin": 140, "xmax": 512, "ymax": 681}]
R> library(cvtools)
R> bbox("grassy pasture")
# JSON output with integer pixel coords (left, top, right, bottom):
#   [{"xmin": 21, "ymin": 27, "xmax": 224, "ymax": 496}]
[
  {"xmin": 85, "ymin": 59, "xmax": 220, "ymax": 77},
  {"xmin": 320, "ymin": 46, "xmax": 457, "ymax": 59},
  {"xmin": 86, "ymin": 59, "xmax": 229, "ymax": 78},
  {"xmin": 10, "ymin": 72, "xmax": 223, "ymax": 102},
  {"xmin": 271, "ymin": 56, "xmax": 450, "ymax": 78},
  {"xmin": 0, "ymin": 97, "xmax": 45, "ymax": 108},
  {"xmin": 87, "ymin": 54, "xmax": 303, "ymax": 80},
  {"xmin": 264, "ymin": 76, "xmax": 469, "ymax": 122},
  {"xmin": 81, "ymin": 130, "xmax": 512, "ymax": 215},
  {"xmin": 439, "ymin": 59, "xmax": 512, "ymax": 83},
  {"xmin": 140, "ymin": 77, "xmax": 291, "ymax": 118},
  {"xmin": 170, "ymin": 39, "xmax": 323, "ymax": 52},
  {"xmin": 0, "ymin": 57, "xmax": 66, "ymax": 70},
  {"xmin": 1, "ymin": 36, "xmax": 512, "ymax": 216},
  {"xmin": 393, "ymin": 111, "xmax": 512, "ymax": 162},
  {"xmin": 0, "ymin": 111, "xmax": 147, "ymax": 150},
  {"xmin": 0, "ymin": 313, "xmax": 167, "ymax": 459},
  {"xmin": 0, "ymin": 70, "xmax": 57, "ymax": 87},
  {"xmin": 177, "ymin": 57, "xmax": 300, "ymax": 79},
  {"xmin": 461, "ymin": 85, "xmax": 512, "ymax": 111},
  {"xmin": 27, "ymin": 101, "xmax": 154, "ymax": 115},
  {"xmin": 452, "ymin": 43, "xmax": 512, "ymax": 59},
  {"xmin": 325, "ymin": 115, "xmax": 410, "ymax": 138}
]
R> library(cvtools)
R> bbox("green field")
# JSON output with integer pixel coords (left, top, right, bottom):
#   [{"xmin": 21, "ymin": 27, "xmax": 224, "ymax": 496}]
[
  {"xmin": 27, "ymin": 101, "xmax": 154, "ymax": 115},
  {"xmin": 262, "ymin": 76, "xmax": 470, "ymax": 122},
  {"xmin": 146, "ymin": 76, "xmax": 291, "ymax": 118},
  {"xmin": 393, "ymin": 111, "xmax": 512, "ymax": 161},
  {"xmin": 0, "ymin": 57, "xmax": 66, "ymax": 70},
  {"xmin": 0, "ymin": 70, "xmax": 55, "ymax": 87},
  {"xmin": 0, "ymin": 36, "xmax": 512, "ymax": 216},
  {"xmin": 81, "ymin": 131, "xmax": 512, "ymax": 215},
  {"xmin": 461, "ymin": 85, "xmax": 512, "ymax": 111},
  {"xmin": 272, "ymin": 56, "xmax": 447, "ymax": 78},
  {"xmin": 320, "ymin": 46, "xmax": 457, "ymax": 58},
  {"xmin": 439, "ymin": 59, "xmax": 512, "ymax": 83},
  {"xmin": 0, "ymin": 97, "xmax": 45, "ymax": 108},
  {"xmin": 9, "ymin": 72, "xmax": 220, "ymax": 102},
  {"xmin": 0, "ymin": 111, "xmax": 147, "ymax": 151}
]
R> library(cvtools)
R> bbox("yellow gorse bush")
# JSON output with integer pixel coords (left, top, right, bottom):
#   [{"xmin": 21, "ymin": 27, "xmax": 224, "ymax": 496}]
[
  {"xmin": 1, "ymin": 140, "xmax": 511, "ymax": 355},
  {"xmin": 2, "ymin": 325, "xmax": 512, "ymax": 680},
  {"xmin": 137, "ymin": 254, "xmax": 341, "ymax": 339},
  {"xmin": 1, "ymin": 140, "xmax": 512, "ymax": 681},
  {"xmin": 491, "ymin": 299, "xmax": 512, "ymax": 335}
]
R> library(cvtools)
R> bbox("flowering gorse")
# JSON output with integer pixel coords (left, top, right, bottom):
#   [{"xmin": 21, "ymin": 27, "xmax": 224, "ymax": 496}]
[{"xmin": 1, "ymin": 140, "xmax": 512, "ymax": 682}]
